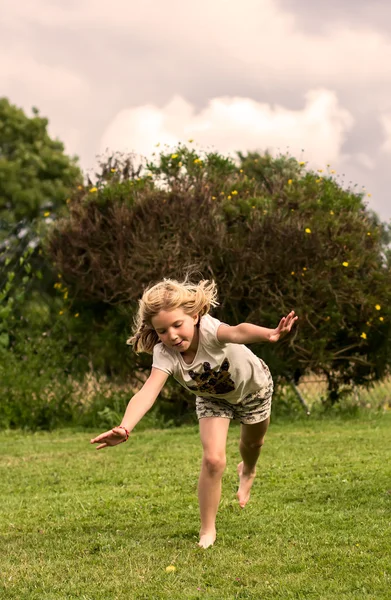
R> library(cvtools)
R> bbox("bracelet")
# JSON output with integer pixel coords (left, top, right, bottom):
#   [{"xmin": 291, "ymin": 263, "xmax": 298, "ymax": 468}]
[{"xmin": 114, "ymin": 425, "xmax": 130, "ymax": 441}]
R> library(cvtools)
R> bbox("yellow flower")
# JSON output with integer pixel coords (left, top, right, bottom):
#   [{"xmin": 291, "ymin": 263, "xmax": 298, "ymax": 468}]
[
  {"xmin": 305, "ymin": 228, "xmax": 311, "ymax": 234},
  {"xmin": 44, "ymin": 211, "xmax": 50, "ymax": 217},
  {"xmin": 299, "ymin": 161, "xmax": 305, "ymax": 166},
  {"xmin": 291, "ymin": 271, "xmax": 295, "ymax": 275},
  {"xmin": 227, "ymin": 195, "xmax": 232, "ymax": 200},
  {"xmin": 220, "ymin": 191, "xmax": 225, "ymax": 195},
  {"xmin": 367, "ymin": 232, "xmax": 371, "ymax": 236},
  {"xmin": 171, "ymin": 154, "xmax": 178, "ymax": 159},
  {"xmin": 165, "ymin": 565, "xmax": 176, "ymax": 573},
  {"xmin": 231, "ymin": 190, "xmax": 238, "ymax": 195},
  {"xmin": 63, "ymin": 291, "xmax": 68, "ymax": 300},
  {"xmin": 318, "ymin": 169, "xmax": 323, "ymax": 173},
  {"xmin": 59, "ymin": 310, "xmax": 64, "ymax": 316},
  {"xmin": 110, "ymin": 168, "xmax": 116, "ymax": 173},
  {"xmin": 188, "ymin": 139, "xmax": 194, "ymax": 143},
  {"xmin": 193, "ymin": 158, "xmax": 202, "ymax": 164},
  {"xmin": 316, "ymin": 178, "xmax": 322, "ymax": 183},
  {"xmin": 368, "ymin": 193, "xmax": 372, "ymax": 197},
  {"xmin": 360, "ymin": 332, "xmax": 367, "ymax": 340},
  {"xmin": 303, "ymin": 267, "xmax": 307, "ymax": 271},
  {"xmin": 74, "ymin": 313, "xmax": 79, "ymax": 318},
  {"xmin": 89, "ymin": 187, "xmax": 98, "ymax": 193},
  {"xmin": 375, "ymin": 304, "xmax": 381, "ymax": 311},
  {"xmin": 379, "ymin": 316, "xmax": 384, "ymax": 322},
  {"xmin": 239, "ymin": 169, "xmax": 244, "ymax": 173},
  {"xmin": 212, "ymin": 196, "xmax": 216, "ymax": 200},
  {"xmin": 287, "ymin": 179, "xmax": 293, "ymax": 185},
  {"xmin": 330, "ymin": 210, "xmax": 334, "ymax": 215},
  {"xmin": 342, "ymin": 262, "xmax": 349, "ymax": 267}
]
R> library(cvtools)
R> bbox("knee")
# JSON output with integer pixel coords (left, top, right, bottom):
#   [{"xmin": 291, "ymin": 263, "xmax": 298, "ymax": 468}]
[
  {"xmin": 203, "ymin": 453, "xmax": 226, "ymax": 475},
  {"xmin": 241, "ymin": 438, "xmax": 265, "ymax": 450}
]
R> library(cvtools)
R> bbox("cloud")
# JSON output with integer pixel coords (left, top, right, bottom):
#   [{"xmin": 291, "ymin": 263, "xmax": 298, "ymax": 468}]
[
  {"xmin": 100, "ymin": 89, "xmax": 353, "ymax": 166},
  {"xmin": 1, "ymin": 0, "xmax": 390, "ymax": 220},
  {"xmin": 0, "ymin": 52, "xmax": 90, "ymax": 155},
  {"xmin": 3, "ymin": 0, "xmax": 391, "ymax": 90},
  {"xmin": 380, "ymin": 114, "xmax": 391, "ymax": 154},
  {"xmin": 277, "ymin": 0, "xmax": 391, "ymax": 37}
]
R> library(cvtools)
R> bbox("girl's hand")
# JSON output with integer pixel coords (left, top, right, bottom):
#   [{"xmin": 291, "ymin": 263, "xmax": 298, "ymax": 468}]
[
  {"xmin": 90, "ymin": 426, "xmax": 128, "ymax": 450},
  {"xmin": 269, "ymin": 311, "xmax": 298, "ymax": 343}
]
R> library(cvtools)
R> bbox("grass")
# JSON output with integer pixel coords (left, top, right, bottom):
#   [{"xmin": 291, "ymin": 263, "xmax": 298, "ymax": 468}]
[{"xmin": 1, "ymin": 414, "xmax": 390, "ymax": 599}]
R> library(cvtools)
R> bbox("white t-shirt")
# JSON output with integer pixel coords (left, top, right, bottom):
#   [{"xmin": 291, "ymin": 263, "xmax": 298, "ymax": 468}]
[{"xmin": 152, "ymin": 314, "xmax": 271, "ymax": 404}]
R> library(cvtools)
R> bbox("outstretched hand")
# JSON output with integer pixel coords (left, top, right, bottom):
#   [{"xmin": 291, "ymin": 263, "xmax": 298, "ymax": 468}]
[
  {"xmin": 90, "ymin": 427, "xmax": 128, "ymax": 450},
  {"xmin": 269, "ymin": 311, "xmax": 298, "ymax": 343}
]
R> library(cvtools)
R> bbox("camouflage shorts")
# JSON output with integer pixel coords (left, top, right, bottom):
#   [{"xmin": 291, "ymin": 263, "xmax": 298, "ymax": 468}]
[{"xmin": 195, "ymin": 361, "xmax": 273, "ymax": 425}]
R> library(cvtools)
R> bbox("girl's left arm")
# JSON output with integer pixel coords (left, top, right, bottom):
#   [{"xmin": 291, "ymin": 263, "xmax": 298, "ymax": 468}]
[{"xmin": 217, "ymin": 311, "xmax": 298, "ymax": 344}]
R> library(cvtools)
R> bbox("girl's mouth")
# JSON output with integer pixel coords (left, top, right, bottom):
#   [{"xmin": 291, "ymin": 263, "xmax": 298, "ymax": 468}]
[{"xmin": 175, "ymin": 341, "xmax": 184, "ymax": 347}]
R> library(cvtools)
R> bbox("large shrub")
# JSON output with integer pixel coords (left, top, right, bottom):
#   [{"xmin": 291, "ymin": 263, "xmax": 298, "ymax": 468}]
[
  {"xmin": 0, "ymin": 97, "xmax": 82, "ymax": 227},
  {"xmin": 47, "ymin": 146, "xmax": 391, "ymax": 403}
]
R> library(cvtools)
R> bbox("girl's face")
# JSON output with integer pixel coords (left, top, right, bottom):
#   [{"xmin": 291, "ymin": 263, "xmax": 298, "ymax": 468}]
[{"xmin": 152, "ymin": 308, "xmax": 199, "ymax": 353}]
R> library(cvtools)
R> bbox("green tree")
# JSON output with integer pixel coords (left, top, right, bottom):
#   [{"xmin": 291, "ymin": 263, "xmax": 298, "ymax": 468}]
[
  {"xmin": 0, "ymin": 98, "xmax": 82, "ymax": 227},
  {"xmin": 47, "ymin": 145, "xmax": 391, "ymax": 403}
]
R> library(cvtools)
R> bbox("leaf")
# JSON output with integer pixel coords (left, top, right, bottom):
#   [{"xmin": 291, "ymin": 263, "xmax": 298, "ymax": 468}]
[{"xmin": 0, "ymin": 333, "xmax": 9, "ymax": 348}]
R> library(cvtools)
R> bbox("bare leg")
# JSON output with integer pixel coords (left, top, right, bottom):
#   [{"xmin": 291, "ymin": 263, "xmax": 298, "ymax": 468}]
[
  {"xmin": 237, "ymin": 417, "xmax": 270, "ymax": 508},
  {"xmin": 197, "ymin": 417, "xmax": 230, "ymax": 548}
]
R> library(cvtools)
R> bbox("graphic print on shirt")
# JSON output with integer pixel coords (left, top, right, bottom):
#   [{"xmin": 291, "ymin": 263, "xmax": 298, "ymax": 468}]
[{"xmin": 187, "ymin": 359, "xmax": 235, "ymax": 395}]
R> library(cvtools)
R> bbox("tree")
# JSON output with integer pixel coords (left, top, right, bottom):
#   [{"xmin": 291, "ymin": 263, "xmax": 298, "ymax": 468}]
[
  {"xmin": 0, "ymin": 98, "xmax": 82, "ymax": 227},
  {"xmin": 47, "ymin": 145, "xmax": 391, "ymax": 402}
]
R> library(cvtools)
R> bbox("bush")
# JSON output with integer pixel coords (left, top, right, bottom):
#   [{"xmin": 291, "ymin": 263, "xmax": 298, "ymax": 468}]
[
  {"xmin": 46, "ymin": 146, "xmax": 391, "ymax": 407},
  {"xmin": 0, "ymin": 97, "xmax": 81, "ymax": 226}
]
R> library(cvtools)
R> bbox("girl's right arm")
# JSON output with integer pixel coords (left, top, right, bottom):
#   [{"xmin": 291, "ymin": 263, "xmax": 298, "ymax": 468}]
[{"xmin": 90, "ymin": 368, "xmax": 169, "ymax": 450}]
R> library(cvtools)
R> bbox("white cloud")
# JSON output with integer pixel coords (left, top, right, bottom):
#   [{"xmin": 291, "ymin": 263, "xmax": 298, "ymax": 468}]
[
  {"xmin": 3, "ymin": 0, "xmax": 391, "ymax": 89},
  {"xmin": 0, "ymin": 53, "xmax": 90, "ymax": 155},
  {"xmin": 100, "ymin": 89, "xmax": 354, "ymax": 166},
  {"xmin": 353, "ymin": 153, "xmax": 376, "ymax": 170},
  {"xmin": 1, "ymin": 0, "xmax": 390, "ymax": 220},
  {"xmin": 0, "ymin": 53, "xmax": 88, "ymax": 103},
  {"xmin": 380, "ymin": 114, "xmax": 391, "ymax": 154}
]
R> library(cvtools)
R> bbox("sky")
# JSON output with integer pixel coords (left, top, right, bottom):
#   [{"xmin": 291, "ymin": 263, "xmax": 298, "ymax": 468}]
[{"xmin": 1, "ymin": 0, "xmax": 391, "ymax": 221}]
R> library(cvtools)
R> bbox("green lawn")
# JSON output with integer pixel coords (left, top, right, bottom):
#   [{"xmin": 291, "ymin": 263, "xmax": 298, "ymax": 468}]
[{"xmin": 1, "ymin": 414, "xmax": 390, "ymax": 599}]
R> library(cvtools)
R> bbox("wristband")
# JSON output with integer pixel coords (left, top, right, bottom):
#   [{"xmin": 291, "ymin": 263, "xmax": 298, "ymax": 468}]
[{"xmin": 114, "ymin": 425, "xmax": 130, "ymax": 441}]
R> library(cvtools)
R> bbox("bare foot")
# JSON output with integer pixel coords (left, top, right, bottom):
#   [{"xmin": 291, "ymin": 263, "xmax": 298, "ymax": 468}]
[
  {"xmin": 237, "ymin": 461, "xmax": 256, "ymax": 508},
  {"xmin": 198, "ymin": 530, "xmax": 216, "ymax": 549}
]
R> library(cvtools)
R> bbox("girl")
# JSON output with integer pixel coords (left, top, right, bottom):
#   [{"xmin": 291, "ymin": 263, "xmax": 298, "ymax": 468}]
[{"xmin": 90, "ymin": 278, "xmax": 298, "ymax": 548}]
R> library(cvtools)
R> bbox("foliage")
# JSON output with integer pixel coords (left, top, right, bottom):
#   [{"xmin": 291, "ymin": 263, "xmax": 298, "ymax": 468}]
[
  {"xmin": 0, "ymin": 243, "xmax": 88, "ymax": 430},
  {"xmin": 0, "ymin": 97, "xmax": 82, "ymax": 227},
  {"xmin": 47, "ymin": 145, "xmax": 391, "ymax": 403}
]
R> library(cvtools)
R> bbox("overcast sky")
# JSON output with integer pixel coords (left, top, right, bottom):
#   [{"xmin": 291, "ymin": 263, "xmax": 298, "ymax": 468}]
[{"xmin": 1, "ymin": 0, "xmax": 391, "ymax": 221}]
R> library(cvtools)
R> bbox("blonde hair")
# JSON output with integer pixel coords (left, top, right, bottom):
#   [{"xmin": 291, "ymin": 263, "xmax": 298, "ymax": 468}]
[{"xmin": 128, "ymin": 278, "xmax": 219, "ymax": 354}]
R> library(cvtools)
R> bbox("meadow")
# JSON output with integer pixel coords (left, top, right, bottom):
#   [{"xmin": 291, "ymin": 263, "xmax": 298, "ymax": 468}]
[{"xmin": 1, "ymin": 413, "xmax": 390, "ymax": 599}]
